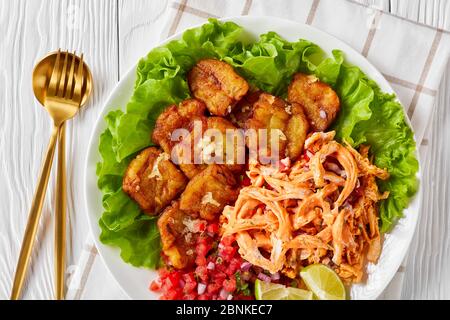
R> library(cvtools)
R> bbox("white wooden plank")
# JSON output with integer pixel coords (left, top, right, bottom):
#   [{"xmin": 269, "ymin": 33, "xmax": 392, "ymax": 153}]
[
  {"xmin": 390, "ymin": 0, "xmax": 450, "ymax": 31},
  {"xmin": 353, "ymin": 0, "xmax": 390, "ymax": 11},
  {"xmin": 0, "ymin": 0, "xmax": 118, "ymax": 299},
  {"xmin": 387, "ymin": 0, "xmax": 450, "ymax": 299},
  {"xmin": 118, "ymin": 0, "xmax": 170, "ymax": 77}
]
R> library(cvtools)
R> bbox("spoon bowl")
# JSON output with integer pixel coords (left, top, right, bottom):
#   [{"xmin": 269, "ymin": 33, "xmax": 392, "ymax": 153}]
[{"xmin": 33, "ymin": 51, "xmax": 92, "ymax": 108}]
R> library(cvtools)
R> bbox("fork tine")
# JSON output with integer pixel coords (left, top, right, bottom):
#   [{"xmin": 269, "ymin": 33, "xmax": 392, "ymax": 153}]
[
  {"xmin": 57, "ymin": 51, "xmax": 69, "ymax": 98},
  {"xmin": 73, "ymin": 53, "xmax": 84, "ymax": 105},
  {"xmin": 47, "ymin": 49, "xmax": 61, "ymax": 97},
  {"xmin": 65, "ymin": 52, "xmax": 77, "ymax": 100}
]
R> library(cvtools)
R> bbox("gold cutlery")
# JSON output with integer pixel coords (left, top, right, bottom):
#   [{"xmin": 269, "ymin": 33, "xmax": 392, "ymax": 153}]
[{"xmin": 10, "ymin": 50, "xmax": 92, "ymax": 300}]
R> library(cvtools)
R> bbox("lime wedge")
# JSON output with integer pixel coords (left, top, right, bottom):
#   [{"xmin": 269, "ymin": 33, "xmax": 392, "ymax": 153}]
[
  {"xmin": 254, "ymin": 279, "xmax": 313, "ymax": 300},
  {"xmin": 300, "ymin": 264, "xmax": 346, "ymax": 300}
]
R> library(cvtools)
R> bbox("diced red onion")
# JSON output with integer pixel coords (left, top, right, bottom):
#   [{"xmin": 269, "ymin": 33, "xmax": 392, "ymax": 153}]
[
  {"xmin": 179, "ymin": 280, "xmax": 185, "ymax": 287},
  {"xmin": 280, "ymin": 157, "xmax": 290, "ymax": 167},
  {"xmin": 219, "ymin": 288, "xmax": 228, "ymax": 299},
  {"xmin": 326, "ymin": 162, "xmax": 343, "ymax": 175},
  {"xmin": 271, "ymin": 272, "xmax": 280, "ymax": 281},
  {"xmin": 253, "ymin": 266, "xmax": 263, "ymax": 274},
  {"xmin": 218, "ymin": 243, "xmax": 224, "ymax": 249},
  {"xmin": 227, "ymin": 294, "xmax": 233, "ymax": 300},
  {"xmin": 207, "ymin": 262, "xmax": 215, "ymax": 270},
  {"xmin": 197, "ymin": 283, "xmax": 206, "ymax": 295},
  {"xmin": 257, "ymin": 272, "xmax": 272, "ymax": 283},
  {"xmin": 240, "ymin": 262, "xmax": 252, "ymax": 271}
]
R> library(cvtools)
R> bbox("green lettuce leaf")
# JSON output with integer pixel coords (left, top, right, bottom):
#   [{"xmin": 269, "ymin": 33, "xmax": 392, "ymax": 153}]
[
  {"xmin": 96, "ymin": 18, "xmax": 418, "ymax": 269},
  {"xmin": 100, "ymin": 215, "xmax": 161, "ymax": 268},
  {"xmin": 224, "ymin": 32, "xmax": 322, "ymax": 96}
]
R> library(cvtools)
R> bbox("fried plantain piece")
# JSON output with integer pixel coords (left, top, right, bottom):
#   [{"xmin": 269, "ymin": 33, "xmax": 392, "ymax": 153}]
[
  {"xmin": 234, "ymin": 92, "xmax": 309, "ymax": 161},
  {"xmin": 229, "ymin": 90, "xmax": 262, "ymax": 128},
  {"xmin": 152, "ymin": 105, "xmax": 189, "ymax": 155},
  {"xmin": 180, "ymin": 164, "xmax": 239, "ymax": 221},
  {"xmin": 152, "ymin": 99, "xmax": 207, "ymax": 154},
  {"xmin": 288, "ymin": 73, "xmax": 340, "ymax": 131},
  {"xmin": 153, "ymin": 97, "xmax": 245, "ymax": 179},
  {"xmin": 178, "ymin": 98, "xmax": 207, "ymax": 118},
  {"xmin": 205, "ymin": 117, "xmax": 245, "ymax": 174},
  {"xmin": 123, "ymin": 147, "xmax": 188, "ymax": 215},
  {"xmin": 286, "ymin": 103, "xmax": 310, "ymax": 160},
  {"xmin": 188, "ymin": 59, "xmax": 249, "ymax": 116},
  {"xmin": 158, "ymin": 201, "xmax": 199, "ymax": 269},
  {"xmin": 178, "ymin": 117, "xmax": 245, "ymax": 178}
]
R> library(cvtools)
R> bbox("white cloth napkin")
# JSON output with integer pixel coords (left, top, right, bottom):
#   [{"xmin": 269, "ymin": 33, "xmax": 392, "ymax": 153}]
[{"xmin": 72, "ymin": 0, "xmax": 450, "ymax": 299}]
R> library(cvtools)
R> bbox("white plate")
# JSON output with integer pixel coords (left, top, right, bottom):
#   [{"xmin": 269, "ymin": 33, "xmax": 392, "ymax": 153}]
[{"xmin": 84, "ymin": 16, "xmax": 422, "ymax": 300}]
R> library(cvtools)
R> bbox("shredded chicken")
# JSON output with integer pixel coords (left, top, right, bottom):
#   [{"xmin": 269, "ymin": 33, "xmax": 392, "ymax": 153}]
[{"xmin": 221, "ymin": 131, "xmax": 390, "ymax": 283}]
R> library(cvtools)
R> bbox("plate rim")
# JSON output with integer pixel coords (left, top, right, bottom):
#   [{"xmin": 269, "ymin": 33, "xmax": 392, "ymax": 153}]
[{"xmin": 84, "ymin": 15, "xmax": 422, "ymax": 300}]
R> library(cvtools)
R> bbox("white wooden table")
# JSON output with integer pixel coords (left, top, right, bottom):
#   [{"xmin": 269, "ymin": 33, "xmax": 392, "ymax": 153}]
[{"xmin": 0, "ymin": 0, "xmax": 449, "ymax": 300}]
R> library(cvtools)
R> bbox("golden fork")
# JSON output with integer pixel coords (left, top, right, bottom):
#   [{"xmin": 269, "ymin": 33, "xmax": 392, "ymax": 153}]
[{"xmin": 11, "ymin": 50, "xmax": 92, "ymax": 300}]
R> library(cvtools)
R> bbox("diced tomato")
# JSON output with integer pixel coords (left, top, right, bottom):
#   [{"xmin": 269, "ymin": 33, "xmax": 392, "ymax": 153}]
[
  {"xmin": 195, "ymin": 220, "xmax": 206, "ymax": 232},
  {"xmin": 207, "ymin": 223, "xmax": 219, "ymax": 234},
  {"xmin": 158, "ymin": 268, "xmax": 170, "ymax": 279},
  {"xmin": 301, "ymin": 148, "xmax": 313, "ymax": 162},
  {"xmin": 183, "ymin": 273, "xmax": 197, "ymax": 293},
  {"xmin": 163, "ymin": 288, "xmax": 183, "ymax": 300},
  {"xmin": 220, "ymin": 245, "xmax": 237, "ymax": 261},
  {"xmin": 221, "ymin": 235, "xmax": 235, "ymax": 247},
  {"xmin": 195, "ymin": 265, "xmax": 209, "ymax": 282},
  {"xmin": 183, "ymin": 293, "xmax": 197, "ymax": 300},
  {"xmin": 211, "ymin": 270, "xmax": 227, "ymax": 283},
  {"xmin": 195, "ymin": 255, "xmax": 207, "ymax": 266},
  {"xmin": 207, "ymin": 283, "xmax": 221, "ymax": 294},
  {"xmin": 241, "ymin": 176, "xmax": 251, "ymax": 187},
  {"xmin": 227, "ymin": 258, "xmax": 242, "ymax": 275},
  {"xmin": 150, "ymin": 220, "xmax": 256, "ymax": 300},
  {"xmin": 223, "ymin": 278, "xmax": 237, "ymax": 292},
  {"xmin": 149, "ymin": 279, "xmax": 162, "ymax": 291},
  {"xmin": 196, "ymin": 242, "xmax": 211, "ymax": 257},
  {"xmin": 167, "ymin": 271, "xmax": 182, "ymax": 287}
]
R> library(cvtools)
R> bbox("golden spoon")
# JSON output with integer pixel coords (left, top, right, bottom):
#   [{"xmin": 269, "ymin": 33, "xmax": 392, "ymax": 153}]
[{"xmin": 10, "ymin": 50, "xmax": 92, "ymax": 300}]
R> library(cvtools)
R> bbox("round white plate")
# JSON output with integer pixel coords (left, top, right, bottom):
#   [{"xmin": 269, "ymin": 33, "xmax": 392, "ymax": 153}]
[{"xmin": 84, "ymin": 16, "xmax": 422, "ymax": 300}]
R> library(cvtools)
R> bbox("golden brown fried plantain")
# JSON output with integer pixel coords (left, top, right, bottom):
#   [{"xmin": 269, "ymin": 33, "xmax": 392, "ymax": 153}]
[
  {"xmin": 158, "ymin": 201, "xmax": 198, "ymax": 269},
  {"xmin": 229, "ymin": 91, "xmax": 262, "ymax": 128},
  {"xmin": 178, "ymin": 117, "xmax": 245, "ymax": 178},
  {"xmin": 286, "ymin": 103, "xmax": 310, "ymax": 160},
  {"xmin": 122, "ymin": 147, "xmax": 188, "ymax": 215},
  {"xmin": 233, "ymin": 92, "xmax": 310, "ymax": 161},
  {"xmin": 178, "ymin": 98, "xmax": 207, "ymax": 118},
  {"xmin": 153, "ymin": 103, "xmax": 244, "ymax": 178},
  {"xmin": 243, "ymin": 93, "xmax": 290, "ymax": 160},
  {"xmin": 152, "ymin": 99, "xmax": 207, "ymax": 154},
  {"xmin": 152, "ymin": 105, "xmax": 189, "ymax": 155},
  {"xmin": 205, "ymin": 117, "xmax": 245, "ymax": 174},
  {"xmin": 188, "ymin": 59, "xmax": 249, "ymax": 116},
  {"xmin": 288, "ymin": 73, "xmax": 340, "ymax": 131},
  {"xmin": 180, "ymin": 164, "xmax": 239, "ymax": 221}
]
